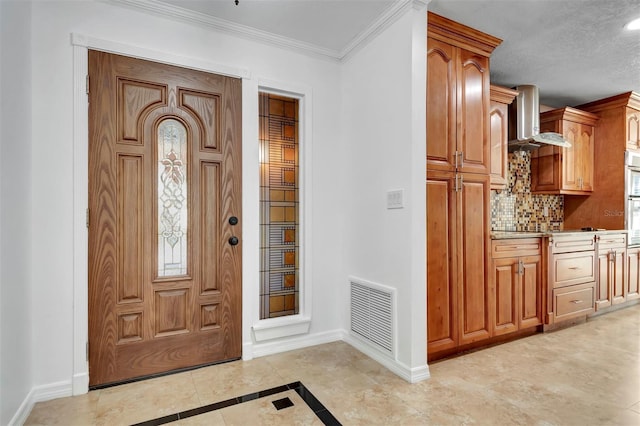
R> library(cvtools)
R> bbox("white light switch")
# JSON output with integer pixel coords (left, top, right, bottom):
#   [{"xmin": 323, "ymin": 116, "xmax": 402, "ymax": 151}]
[
  {"xmin": 543, "ymin": 206, "xmax": 549, "ymax": 217},
  {"xmin": 387, "ymin": 189, "xmax": 404, "ymax": 209}
]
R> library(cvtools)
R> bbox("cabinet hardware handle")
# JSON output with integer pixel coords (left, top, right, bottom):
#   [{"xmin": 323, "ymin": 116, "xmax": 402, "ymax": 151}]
[
  {"xmin": 570, "ymin": 300, "xmax": 584, "ymax": 304},
  {"xmin": 454, "ymin": 151, "xmax": 460, "ymax": 169},
  {"xmin": 568, "ymin": 266, "xmax": 579, "ymax": 270},
  {"xmin": 458, "ymin": 152, "xmax": 464, "ymax": 169}
]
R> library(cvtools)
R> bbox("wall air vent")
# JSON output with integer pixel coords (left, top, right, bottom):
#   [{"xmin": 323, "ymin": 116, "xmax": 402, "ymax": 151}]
[{"xmin": 350, "ymin": 278, "xmax": 395, "ymax": 355}]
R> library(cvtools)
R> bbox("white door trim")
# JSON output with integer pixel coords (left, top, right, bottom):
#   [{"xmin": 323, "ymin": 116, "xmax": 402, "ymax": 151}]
[{"xmin": 71, "ymin": 33, "xmax": 249, "ymax": 394}]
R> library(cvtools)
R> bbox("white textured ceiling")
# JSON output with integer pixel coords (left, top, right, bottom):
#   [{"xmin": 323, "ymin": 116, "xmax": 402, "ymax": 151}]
[
  {"xmin": 128, "ymin": 0, "xmax": 640, "ymax": 107},
  {"xmin": 154, "ymin": 0, "xmax": 397, "ymax": 53}
]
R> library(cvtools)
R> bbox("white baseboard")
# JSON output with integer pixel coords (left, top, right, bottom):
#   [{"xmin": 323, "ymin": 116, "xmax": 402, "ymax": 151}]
[
  {"xmin": 342, "ymin": 331, "xmax": 430, "ymax": 383},
  {"xmin": 72, "ymin": 372, "xmax": 89, "ymax": 395},
  {"xmin": 9, "ymin": 380, "xmax": 72, "ymax": 426}
]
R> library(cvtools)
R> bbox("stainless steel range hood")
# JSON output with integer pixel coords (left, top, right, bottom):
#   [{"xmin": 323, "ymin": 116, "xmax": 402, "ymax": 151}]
[{"xmin": 508, "ymin": 85, "xmax": 572, "ymax": 152}]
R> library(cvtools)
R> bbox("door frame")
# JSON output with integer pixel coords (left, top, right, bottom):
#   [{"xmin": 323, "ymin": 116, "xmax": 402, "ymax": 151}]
[{"xmin": 71, "ymin": 33, "xmax": 249, "ymax": 395}]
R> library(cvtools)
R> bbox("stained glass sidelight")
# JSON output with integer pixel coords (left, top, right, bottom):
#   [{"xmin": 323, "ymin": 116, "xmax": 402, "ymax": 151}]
[
  {"xmin": 157, "ymin": 118, "xmax": 188, "ymax": 277},
  {"xmin": 259, "ymin": 93, "xmax": 300, "ymax": 319}
]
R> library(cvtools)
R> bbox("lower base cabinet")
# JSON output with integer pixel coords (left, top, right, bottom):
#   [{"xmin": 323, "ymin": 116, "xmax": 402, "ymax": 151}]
[
  {"xmin": 491, "ymin": 239, "xmax": 543, "ymax": 336},
  {"xmin": 546, "ymin": 233, "xmax": 596, "ymax": 324},
  {"xmin": 627, "ymin": 247, "xmax": 640, "ymax": 301}
]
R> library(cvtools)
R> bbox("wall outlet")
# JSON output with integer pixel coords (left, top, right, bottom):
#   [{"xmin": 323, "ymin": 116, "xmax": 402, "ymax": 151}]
[{"xmin": 387, "ymin": 189, "xmax": 404, "ymax": 209}]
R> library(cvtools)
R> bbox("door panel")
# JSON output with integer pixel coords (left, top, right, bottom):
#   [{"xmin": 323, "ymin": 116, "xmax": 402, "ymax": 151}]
[
  {"xmin": 458, "ymin": 50, "xmax": 489, "ymax": 175},
  {"xmin": 458, "ymin": 173, "xmax": 490, "ymax": 344},
  {"xmin": 426, "ymin": 171, "xmax": 458, "ymax": 353},
  {"xmin": 596, "ymin": 250, "xmax": 612, "ymax": 310},
  {"xmin": 627, "ymin": 248, "xmax": 640, "ymax": 300},
  {"xmin": 492, "ymin": 259, "xmax": 517, "ymax": 336},
  {"xmin": 612, "ymin": 248, "xmax": 626, "ymax": 304},
  {"xmin": 520, "ymin": 255, "xmax": 542, "ymax": 328},
  {"xmin": 426, "ymin": 38, "xmax": 457, "ymax": 171},
  {"xmin": 88, "ymin": 51, "xmax": 242, "ymax": 387}
]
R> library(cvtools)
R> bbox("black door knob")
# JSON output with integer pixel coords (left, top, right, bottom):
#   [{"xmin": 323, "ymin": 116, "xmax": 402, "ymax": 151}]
[
  {"xmin": 229, "ymin": 236, "xmax": 239, "ymax": 246},
  {"xmin": 229, "ymin": 216, "xmax": 238, "ymax": 225}
]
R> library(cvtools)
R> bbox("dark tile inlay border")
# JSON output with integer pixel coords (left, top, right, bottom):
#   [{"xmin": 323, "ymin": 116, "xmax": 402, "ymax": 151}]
[{"xmin": 131, "ymin": 381, "xmax": 341, "ymax": 426}]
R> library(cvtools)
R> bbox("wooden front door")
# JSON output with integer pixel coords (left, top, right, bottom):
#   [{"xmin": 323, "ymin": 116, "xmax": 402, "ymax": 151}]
[{"xmin": 88, "ymin": 51, "xmax": 242, "ymax": 387}]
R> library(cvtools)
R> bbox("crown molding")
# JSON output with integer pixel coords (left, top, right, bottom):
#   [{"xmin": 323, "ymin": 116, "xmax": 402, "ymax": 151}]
[
  {"xmin": 107, "ymin": 0, "xmax": 341, "ymax": 60},
  {"xmin": 106, "ymin": 0, "xmax": 416, "ymax": 62},
  {"xmin": 339, "ymin": 0, "xmax": 414, "ymax": 61}
]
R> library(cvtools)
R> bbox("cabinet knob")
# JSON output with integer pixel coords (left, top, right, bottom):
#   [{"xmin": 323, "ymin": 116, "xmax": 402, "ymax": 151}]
[{"xmin": 229, "ymin": 236, "xmax": 239, "ymax": 246}]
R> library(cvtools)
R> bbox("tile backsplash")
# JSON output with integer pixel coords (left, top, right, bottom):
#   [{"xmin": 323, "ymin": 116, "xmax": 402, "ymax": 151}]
[{"xmin": 491, "ymin": 151, "xmax": 564, "ymax": 232}]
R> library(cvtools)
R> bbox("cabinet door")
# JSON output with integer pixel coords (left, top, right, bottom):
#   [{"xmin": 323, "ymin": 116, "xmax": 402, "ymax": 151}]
[
  {"xmin": 457, "ymin": 50, "xmax": 490, "ymax": 175},
  {"xmin": 491, "ymin": 258, "xmax": 518, "ymax": 336},
  {"xmin": 578, "ymin": 123, "xmax": 594, "ymax": 191},
  {"xmin": 531, "ymin": 144, "xmax": 560, "ymax": 193},
  {"xmin": 489, "ymin": 99, "xmax": 508, "ymax": 189},
  {"xmin": 626, "ymin": 247, "xmax": 640, "ymax": 301},
  {"xmin": 561, "ymin": 121, "xmax": 580, "ymax": 191},
  {"xmin": 426, "ymin": 171, "xmax": 458, "ymax": 353},
  {"xmin": 520, "ymin": 255, "xmax": 543, "ymax": 329},
  {"xmin": 611, "ymin": 247, "xmax": 626, "ymax": 305},
  {"xmin": 458, "ymin": 173, "xmax": 491, "ymax": 345},
  {"xmin": 427, "ymin": 38, "xmax": 457, "ymax": 172},
  {"xmin": 596, "ymin": 249, "xmax": 612, "ymax": 310},
  {"xmin": 626, "ymin": 109, "xmax": 640, "ymax": 151}
]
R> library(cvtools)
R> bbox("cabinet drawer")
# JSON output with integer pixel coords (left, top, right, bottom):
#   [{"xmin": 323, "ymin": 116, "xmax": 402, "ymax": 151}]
[
  {"xmin": 554, "ymin": 283, "xmax": 595, "ymax": 320},
  {"xmin": 550, "ymin": 234, "xmax": 596, "ymax": 253},
  {"xmin": 551, "ymin": 251, "xmax": 595, "ymax": 288},
  {"xmin": 491, "ymin": 238, "xmax": 541, "ymax": 259},
  {"xmin": 597, "ymin": 233, "xmax": 627, "ymax": 249}
]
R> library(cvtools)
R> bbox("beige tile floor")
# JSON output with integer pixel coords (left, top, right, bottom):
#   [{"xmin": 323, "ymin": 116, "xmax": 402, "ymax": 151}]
[{"xmin": 26, "ymin": 304, "xmax": 640, "ymax": 425}]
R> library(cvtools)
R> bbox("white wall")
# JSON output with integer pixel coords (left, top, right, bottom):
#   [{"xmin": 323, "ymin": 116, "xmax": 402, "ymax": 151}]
[
  {"xmin": 5, "ymin": 0, "xmax": 429, "ymax": 420},
  {"xmin": 341, "ymin": 3, "xmax": 428, "ymax": 378},
  {"xmin": 29, "ymin": 0, "xmax": 345, "ymax": 390},
  {"xmin": 0, "ymin": 1, "xmax": 34, "ymax": 424}
]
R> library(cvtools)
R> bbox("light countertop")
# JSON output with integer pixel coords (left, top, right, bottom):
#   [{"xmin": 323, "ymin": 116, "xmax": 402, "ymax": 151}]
[{"xmin": 491, "ymin": 229, "xmax": 627, "ymax": 239}]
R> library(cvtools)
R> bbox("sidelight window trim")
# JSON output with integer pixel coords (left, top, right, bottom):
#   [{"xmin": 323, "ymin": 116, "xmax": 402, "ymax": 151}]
[{"xmin": 252, "ymin": 79, "xmax": 313, "ymax": 343}]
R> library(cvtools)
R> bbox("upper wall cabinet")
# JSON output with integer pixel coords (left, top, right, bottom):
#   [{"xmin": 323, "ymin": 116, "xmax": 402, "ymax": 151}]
[
  {"xmin": 531, "ymin": 107, "xmax": 599, "ymax": 195},
  {"xmin": 577, "ymin": 92, "xmax": 640, "ymax": 152},
  {"xmin": 426, "ymin": 12, "xmax": 501, "ymax": 175},
  {"xmin": 489, "ymin": 85, "xmax": 518, "ymax": 190},
  {"xmin": 563, "ymin": 92, "xmax": 640, "ymax": 229}
]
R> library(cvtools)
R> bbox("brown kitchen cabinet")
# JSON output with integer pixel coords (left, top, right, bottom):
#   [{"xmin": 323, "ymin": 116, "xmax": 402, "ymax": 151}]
[
  {"xmin": 564, "ymin": 92, "xmax": 640, "ymax": 230},
  {"xmin": 427, "ymin": 170, "xmax": 491, "ymax": 356},
  {"xmin": 545, "ymin": 233, "xmax": 596, "ymax": 325},
  {"xmin": 626, "ymin": 246, "xmax": 640, "ymax": 301},
  {"xmin": 489, "ymin": 85, "xmax": 518, "ymax": 190},
  {"xmin": 531, "ymin": 107, "xmax": 598, "ymax": 195},
  {"xmin": 490, "ymin": 239, "xmax": 543, "ymax": 336},
  {"xmin": 426, "ymin": 12, "xmax": 501, "ymax": 175},
  {"xmin": 595, "ymin": 233, "xmax": 627, "ymax": 311},
  {"xmin": 426, "ymin": 12, "xmax": 500, "ymax": 360},
  {"xmin": 626, "ymin": 109, "xmax": 640, "ymax": 151}
]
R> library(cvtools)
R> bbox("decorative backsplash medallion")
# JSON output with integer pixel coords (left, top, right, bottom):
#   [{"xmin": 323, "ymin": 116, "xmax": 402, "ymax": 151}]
[{"xmin": 491, "ymin": 151, "xmax": 564, "ymax": 232}]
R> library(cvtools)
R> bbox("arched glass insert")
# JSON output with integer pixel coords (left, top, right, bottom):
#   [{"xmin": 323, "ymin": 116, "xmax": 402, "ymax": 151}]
[{"xmin": 157, "ymin": 118, "xmax": 188, "ymax": 277}]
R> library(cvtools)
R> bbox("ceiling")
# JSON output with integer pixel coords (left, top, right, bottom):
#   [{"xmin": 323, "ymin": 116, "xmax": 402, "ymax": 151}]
[{"xmin": 126, "ymin": 0, "xmax": 640, "ymax": 107}]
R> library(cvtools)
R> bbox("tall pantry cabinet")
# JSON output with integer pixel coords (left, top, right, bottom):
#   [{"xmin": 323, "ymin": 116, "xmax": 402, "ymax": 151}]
[{"xmin": 426, "ymin": 12, "xmax": 501, "ymax": 358}]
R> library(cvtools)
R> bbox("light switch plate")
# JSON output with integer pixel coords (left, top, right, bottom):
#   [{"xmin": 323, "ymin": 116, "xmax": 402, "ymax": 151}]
[{"xmin": 387, "ymin": 189, "xmax": 404, "ymax": 209}]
